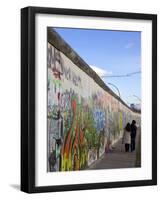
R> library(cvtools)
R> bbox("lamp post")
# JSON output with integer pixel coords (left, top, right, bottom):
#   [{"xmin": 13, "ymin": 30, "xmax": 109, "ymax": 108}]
[
  {"xmin": 108, "ymin": 82, "xmax": 121, "ymax": 99},
  {"xmin": 133, "ymin": 95, "xmax": 141, "ymax": 102},
  {"xmin": 107, "ymin": 82, "xmax": 122, "ymax": 140}
]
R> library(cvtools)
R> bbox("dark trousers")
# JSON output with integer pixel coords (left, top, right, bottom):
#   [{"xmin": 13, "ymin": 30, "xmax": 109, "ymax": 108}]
[
  {"xmin": 131, "ymin": 139, "xmax": 136, "ymax": 152},
  {"xmin": 125, "ymin": 143, "xmax": 130, "ymax": 152}
]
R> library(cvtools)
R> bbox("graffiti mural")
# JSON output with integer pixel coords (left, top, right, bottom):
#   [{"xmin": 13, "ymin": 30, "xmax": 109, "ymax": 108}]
[{"xmin": 47, "ymin": 41, "xmax": 141, "ymax": 172}]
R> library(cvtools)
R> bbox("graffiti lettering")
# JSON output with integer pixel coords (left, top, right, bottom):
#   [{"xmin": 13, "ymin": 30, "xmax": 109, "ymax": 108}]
[{"xmin": 47, "ymin": 42, "xmax": 141, "ymax": 172}]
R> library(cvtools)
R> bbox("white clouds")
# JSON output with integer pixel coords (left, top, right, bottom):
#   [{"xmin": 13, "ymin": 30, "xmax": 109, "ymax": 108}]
[
  {"xmin": 125, "ymin": 42, "xmax": 134, "ymax": 49},
  {"xmin": 90, "ymin": 65, "xmax": 112, "ymax": 77}
]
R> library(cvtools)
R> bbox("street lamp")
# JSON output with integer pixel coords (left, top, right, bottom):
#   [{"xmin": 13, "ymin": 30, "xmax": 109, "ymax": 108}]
[
  {"xmin": 107, "ymin": 83, "xmax": 122, "ymax": 140},
  {"xmin": 108, "ymin": 82, "xmax": 121, "ymax": 99},
  {"xmin": 133, "ymin": 95, "xmax": 141, "ymax": 102}
]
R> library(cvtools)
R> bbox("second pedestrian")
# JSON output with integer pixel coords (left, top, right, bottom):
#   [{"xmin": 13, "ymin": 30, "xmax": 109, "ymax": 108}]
[{"xmin": 122, "ymin": 123, "xmax": 131, "ymax": 152}]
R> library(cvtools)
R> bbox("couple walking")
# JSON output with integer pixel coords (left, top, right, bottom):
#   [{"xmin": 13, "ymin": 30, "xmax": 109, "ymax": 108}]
[{"xmin": 122, "ymin": 120, "xmax": 137, "ymax": 152}]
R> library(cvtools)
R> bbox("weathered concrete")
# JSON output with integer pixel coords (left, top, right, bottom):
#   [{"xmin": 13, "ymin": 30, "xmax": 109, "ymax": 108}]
[
  {"xmin": 88, "ymin": 128, "xmax": 141, "ymax": 170},
  {"xmin": 48, "ymin": 27, "xmax": 140, "ymax": 114},
  {"xmin": 47, "ymin": 28, "xmax": 141, "ymax": 171}
]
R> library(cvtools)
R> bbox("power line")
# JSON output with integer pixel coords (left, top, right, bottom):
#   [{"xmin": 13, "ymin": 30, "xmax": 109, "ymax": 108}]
[{"xmin": 101, "ymin": 70, "xmax": 141, "ymax": 78}]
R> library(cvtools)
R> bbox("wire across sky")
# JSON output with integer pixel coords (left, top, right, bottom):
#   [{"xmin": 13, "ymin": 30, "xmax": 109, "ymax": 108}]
[{"xmin": 101, "ymin": 70, "xmax": 141, "ymax": 78}]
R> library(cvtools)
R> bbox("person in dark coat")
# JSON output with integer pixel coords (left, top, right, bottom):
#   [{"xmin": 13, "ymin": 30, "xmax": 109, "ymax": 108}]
[{"xmin": 130, "ymin": 120, "xmax": 137, "ymax": 152}]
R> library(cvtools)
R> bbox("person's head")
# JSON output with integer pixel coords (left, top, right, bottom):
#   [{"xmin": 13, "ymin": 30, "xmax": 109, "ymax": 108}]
[
  {"xmin": 125, "ymin": 123, "xmax": 131, "ymax": 132},
  {"xmin": 132, "ymin": 120, "xmax": 136, "ymax": 125}
]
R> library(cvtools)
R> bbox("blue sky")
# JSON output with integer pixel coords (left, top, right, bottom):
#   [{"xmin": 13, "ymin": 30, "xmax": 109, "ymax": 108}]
[{"xmin": 54, "ymin": 28, "xmax": 141, "ymax": 105}]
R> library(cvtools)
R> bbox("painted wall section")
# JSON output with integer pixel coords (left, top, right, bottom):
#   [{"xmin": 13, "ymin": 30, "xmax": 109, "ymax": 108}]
[{"xmin": 47, "ymin": 34, "xmax": 141, "ymax": 172}]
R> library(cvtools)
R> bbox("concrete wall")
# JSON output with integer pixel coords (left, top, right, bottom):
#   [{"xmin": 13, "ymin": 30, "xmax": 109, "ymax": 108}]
[{"xmin": 47, "ymin": 28, "xmax": 141, "ymax": 172}]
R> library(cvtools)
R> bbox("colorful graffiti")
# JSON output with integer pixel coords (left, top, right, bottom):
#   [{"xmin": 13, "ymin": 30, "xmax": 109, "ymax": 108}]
[{"xmin": 47, "ymin": 42, "xmax": 140, "ymax": 172}]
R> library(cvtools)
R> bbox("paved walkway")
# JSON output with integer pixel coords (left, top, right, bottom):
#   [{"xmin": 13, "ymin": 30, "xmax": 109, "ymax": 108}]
[{"xmin": 89, "ymin": 128, "xmax": 141, "ymax": 170}]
